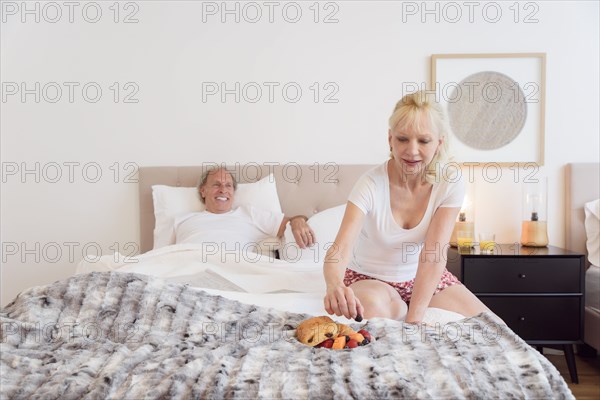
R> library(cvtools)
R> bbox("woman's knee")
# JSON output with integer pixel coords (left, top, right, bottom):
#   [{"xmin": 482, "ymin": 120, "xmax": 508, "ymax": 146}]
[
  {"xmin": 351, "ymin": 282, "xmax": 407, "ymax": 320},
  {"xmin": 353, "ymin": 290, "xmax": 385, "ymax": 317},
  {"xmin": 361, "ymin": 296, "xmax": 407, "ymax": 320},
  {"xmin": 429, "ymin": 284, "xmax": 489, "ymax": 317},
  {"xmin": 390, "ymin": 299, "xmax": 408, "ymax": 320}
]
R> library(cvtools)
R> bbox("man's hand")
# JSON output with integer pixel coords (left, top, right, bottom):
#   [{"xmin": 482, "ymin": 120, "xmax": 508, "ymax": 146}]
[{"xmin": 290, "ymin": 216, "xmax": 315, "ymax": 249}]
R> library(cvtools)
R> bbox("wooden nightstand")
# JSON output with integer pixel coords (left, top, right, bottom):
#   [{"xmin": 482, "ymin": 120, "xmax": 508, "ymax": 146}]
[{"xmin": 446, "ymin": 244, "xmax": 585, "ymax": 383}]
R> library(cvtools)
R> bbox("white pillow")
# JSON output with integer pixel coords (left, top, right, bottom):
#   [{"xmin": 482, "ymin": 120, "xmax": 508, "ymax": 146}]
[
  {"xmin": 584, "ymin": 198, "xmax": 600, "ymax": 267},
  {"xmin": 152, "ymin": 174, "xmax": 282, "ymax": 249},
  {"xmin": 280, "ymin": 204, "xmax": 346, "ymax": 263},
  {"xmin": 152, "ymin": 186, "xmax": 203, "ymax": 249}
]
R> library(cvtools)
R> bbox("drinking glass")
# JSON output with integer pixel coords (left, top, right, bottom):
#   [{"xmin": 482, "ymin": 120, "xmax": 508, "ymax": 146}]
[
  {"xmin": 479, "ymin": 232, "xmax": 496, "ymax": 254},
  {"xmin": 457, "ymin": 230, "xmax": 474, "ymax": 253}
]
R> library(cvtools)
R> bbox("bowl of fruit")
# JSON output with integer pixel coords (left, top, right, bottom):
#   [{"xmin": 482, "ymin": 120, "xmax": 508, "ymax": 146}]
[{"xmin": 295, "ymin": 316, "xmax": 374, "ymax": 350}]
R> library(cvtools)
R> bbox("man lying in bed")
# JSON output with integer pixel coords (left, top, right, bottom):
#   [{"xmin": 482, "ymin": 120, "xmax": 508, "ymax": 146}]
[{"xmin": 174, "ymin": 167, "xmax": 315, "ymax": 258}]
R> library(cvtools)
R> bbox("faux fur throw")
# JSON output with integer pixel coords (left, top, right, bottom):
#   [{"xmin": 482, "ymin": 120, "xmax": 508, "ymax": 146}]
[{"xmin": 1, "ymin": 272, "xmax": 573, "ymax": 399}]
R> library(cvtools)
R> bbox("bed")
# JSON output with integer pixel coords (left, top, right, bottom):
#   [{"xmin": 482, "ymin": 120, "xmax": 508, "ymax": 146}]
[
  {"xmin": 565, "ymin": 163, "xmax": 600, "ymax": 354},
  {"xmin": 0, "ymin": 164, "xmax": 575, "ymax": 399}
]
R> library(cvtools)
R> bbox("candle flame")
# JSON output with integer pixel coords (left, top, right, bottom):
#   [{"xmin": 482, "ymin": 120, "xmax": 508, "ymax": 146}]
[{"xmin": 461, "ymin": 195, "xmax": 471, "ymax": 213}]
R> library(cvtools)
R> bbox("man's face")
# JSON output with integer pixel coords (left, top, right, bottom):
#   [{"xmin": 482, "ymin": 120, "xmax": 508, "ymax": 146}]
[{"xmin": 199, "ymin": 169, "xmax": 235, "ymax": 213}]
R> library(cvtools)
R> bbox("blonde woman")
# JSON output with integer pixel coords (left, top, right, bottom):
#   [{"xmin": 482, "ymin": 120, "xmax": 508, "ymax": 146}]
[{"xmin": 323, "ymin": 91, "xmax": 489, "ymax": 324}]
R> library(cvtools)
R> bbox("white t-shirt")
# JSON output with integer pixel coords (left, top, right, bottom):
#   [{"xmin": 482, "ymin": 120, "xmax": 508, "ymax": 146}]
[
  {"xmin": 174, "ymin": 205, "xmax": 284, "ymax": 256},
  {"xmin": 348, "ymin": 161, "xmax": 465, "ymax": 282}
]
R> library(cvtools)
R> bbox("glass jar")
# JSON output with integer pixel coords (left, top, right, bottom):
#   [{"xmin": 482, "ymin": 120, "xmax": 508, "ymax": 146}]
[
  {"xmin": 520, "ymin": 178, "xmax": 548, "ymax": 247},
  {"xmin": 450, "ymin": 186, "xmax": 475, "ymax": 248}
]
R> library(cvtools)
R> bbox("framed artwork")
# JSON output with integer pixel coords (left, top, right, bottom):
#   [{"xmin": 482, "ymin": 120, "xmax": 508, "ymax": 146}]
[{"xmin": 431, "ymin": 53, "xmax": 546, "ymax": 166}]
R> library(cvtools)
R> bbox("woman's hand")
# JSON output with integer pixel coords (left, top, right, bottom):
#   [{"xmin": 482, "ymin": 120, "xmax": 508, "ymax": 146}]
[
  {"xmin": 403, "ymin": 303, "xmax": 426, "ymax": 325},
  {"xmin": 290, "ymin": 217, "xmax": 315, "ymax": 248},
  {"xmin": 403, "ymin": 317, "xmax": 423, "ymax": 325},
  {"xmin": 324, "ymin": 283, "xmax": 364, "ymax": 320}
]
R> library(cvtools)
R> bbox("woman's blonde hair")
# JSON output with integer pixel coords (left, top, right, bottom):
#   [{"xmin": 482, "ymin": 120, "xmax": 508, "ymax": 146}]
[{"xmin": 388, "ymin": 90, "xmax": 452, "ymax": 183}]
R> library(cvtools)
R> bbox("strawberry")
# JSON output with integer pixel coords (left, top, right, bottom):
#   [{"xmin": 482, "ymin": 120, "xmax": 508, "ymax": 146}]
[
  {"xmin": 346, "ymin": 339, "xmax": 358, "ymax": 349},
  {"xmin": 321, "ymin": 339, "xmax": 334, "ymax": 349},
  {"xmin": 358, "ymin": 329, "xmax": 373, "ymax": 342}
]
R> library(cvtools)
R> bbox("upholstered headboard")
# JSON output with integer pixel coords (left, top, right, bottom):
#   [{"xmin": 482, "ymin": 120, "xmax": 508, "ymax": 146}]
[
  {"xmin": 138, "ymin": 164, "xmax": 375, "ymax": 253},
  {"xmin": 565, "ymin": 163, "xmax": 600, "ymax": 257}
]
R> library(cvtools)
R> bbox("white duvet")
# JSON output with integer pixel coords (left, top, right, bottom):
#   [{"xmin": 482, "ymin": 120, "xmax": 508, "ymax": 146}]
[{"xmin": 76, "ymin": 243, "xmax": 464, "ymax": 325}]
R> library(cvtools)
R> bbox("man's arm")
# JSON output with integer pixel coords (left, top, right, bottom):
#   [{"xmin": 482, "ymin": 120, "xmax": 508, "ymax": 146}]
[{"xmin": 277, "ymin": 215, "xmax": 315, "ymax": 249}]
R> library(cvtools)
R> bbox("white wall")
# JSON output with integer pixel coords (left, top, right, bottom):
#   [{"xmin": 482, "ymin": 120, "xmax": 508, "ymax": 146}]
[{"xmin": 2, "ymin": 1, "xmax": 599, "ymax": 306}]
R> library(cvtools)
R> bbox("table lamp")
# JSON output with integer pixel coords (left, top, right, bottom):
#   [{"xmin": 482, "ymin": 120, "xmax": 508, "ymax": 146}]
[
  {"xmin": 520, "ymin": 178, "xmax": 548, "ymax": 247},
  {"xmin": 450, "ymin": 194, "xmax": 474, "ymax": 248}
]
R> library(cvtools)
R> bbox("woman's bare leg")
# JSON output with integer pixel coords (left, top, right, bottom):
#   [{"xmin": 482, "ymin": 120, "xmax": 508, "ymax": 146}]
[
  {"xmin": 428, "ymin": 284, "xmax": 490, "ymax": 317},
  {"xmin": 350, "ymin": 280, "xmax": 409, "ymax": 320}
]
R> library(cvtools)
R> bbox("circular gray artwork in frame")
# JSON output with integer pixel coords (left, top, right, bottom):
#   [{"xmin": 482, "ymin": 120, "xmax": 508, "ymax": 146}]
[{"xmin": 447, "ymin": 71, "xmax": 527, "ymax": 150}]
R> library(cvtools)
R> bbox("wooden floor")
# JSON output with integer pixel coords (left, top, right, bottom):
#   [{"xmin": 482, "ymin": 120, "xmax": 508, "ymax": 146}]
[{"xmin": 545, "ymin": 352, "xmax": 600, "ymax": 399}]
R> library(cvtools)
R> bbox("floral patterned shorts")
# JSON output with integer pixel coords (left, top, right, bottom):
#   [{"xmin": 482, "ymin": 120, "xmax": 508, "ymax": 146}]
[{"xmin": 343, "ymin": 268, "xmax": 462, "ymax": 304}]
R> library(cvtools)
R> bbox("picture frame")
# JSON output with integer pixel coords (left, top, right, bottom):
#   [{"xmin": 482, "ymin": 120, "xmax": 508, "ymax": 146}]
[{"xmin": 431, "ymin": 53, "xmax": 546, "ymax": 166}]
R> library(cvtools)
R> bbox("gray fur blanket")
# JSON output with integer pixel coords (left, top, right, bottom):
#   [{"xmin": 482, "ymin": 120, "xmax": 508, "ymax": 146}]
[{"xmin": 1, "ymin": 272, "xmax": 573, "ymax": 399}]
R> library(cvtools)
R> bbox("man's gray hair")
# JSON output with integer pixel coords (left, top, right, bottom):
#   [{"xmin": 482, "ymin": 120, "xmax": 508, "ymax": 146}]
[{"xmin": 197, "ymin": 166, "xmax": 238, "ymax": 204}]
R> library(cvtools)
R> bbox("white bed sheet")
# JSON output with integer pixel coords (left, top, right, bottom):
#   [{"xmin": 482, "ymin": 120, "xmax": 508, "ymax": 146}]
[
  {"xmin": 76, "ymin": 243, "xmax": 465, "ymax": 325},
  {"xmin": 586, "ymin": 265, "xmax": 600, "ymax": 312},
  {"xmin": 77, "ymin": 243, "xmax": 326, "ymax": 293}
]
